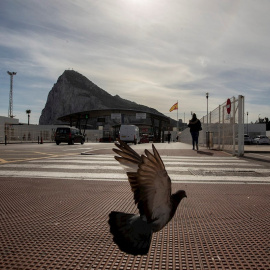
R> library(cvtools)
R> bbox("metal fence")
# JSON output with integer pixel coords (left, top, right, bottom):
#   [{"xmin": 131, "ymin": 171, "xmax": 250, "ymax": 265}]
[
  {"xmin": 1, "ymin": 125, "xmax": 56, "ymax": 144},
  {"xmin": 180, "ymin": 95, "xmax": 245, "ymax": 156},
  {"xmin": 0, "ymin": 124, "xmax": 104, "ymax": 144}
]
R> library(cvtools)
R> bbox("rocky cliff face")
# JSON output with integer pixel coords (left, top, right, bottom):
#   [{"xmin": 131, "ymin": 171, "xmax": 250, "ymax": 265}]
[{"xmin": 39, "ymin": 70, "xmax": 166, "ymax": 125}]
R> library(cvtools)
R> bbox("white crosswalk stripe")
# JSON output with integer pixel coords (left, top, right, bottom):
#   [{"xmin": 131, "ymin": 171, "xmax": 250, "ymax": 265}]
[{"xmin": 0, "ymin": 155, "xmax": 269, "ymax": 184}]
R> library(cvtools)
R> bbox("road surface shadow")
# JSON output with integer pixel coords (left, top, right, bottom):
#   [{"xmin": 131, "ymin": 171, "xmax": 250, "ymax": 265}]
[{"xmin": 197, "ymin": 150, "xmax": 214, "ymax": 156}]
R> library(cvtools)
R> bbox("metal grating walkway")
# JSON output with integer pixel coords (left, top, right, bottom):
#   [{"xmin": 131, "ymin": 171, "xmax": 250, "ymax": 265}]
[{"xmin": 0, "ymin": 178, "xmax": 269, "ymax": 270}]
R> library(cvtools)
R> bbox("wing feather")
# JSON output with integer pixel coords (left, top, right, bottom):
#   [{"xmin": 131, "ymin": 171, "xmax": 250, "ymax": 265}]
[
  {"xmin": 137, "ymin": 144, "xmax": 171, "ymax": 223},
  {"xmin": 113, "ymin": 141, "xmax": 142, "ymax": 207},
  {"xmin": 113, "ymin": 140, "xmax": 141, "ymax": 161},
  {"xmin": 113, "ymin": 141, "xmax": 141, "ymax": 170},
  {"xmin": 113, "ymin": 141, "xmax": 171, "ymax": 224}
]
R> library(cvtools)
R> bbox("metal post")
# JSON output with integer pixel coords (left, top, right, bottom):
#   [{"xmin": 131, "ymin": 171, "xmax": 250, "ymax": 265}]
[
  {"xmin": 7, "ymin": 71, "xmax": 17, "ymax": 118},
  {"xmin": 206, "ymin": 92, "xmax": 209, "ymax": 147},
  {"xmin": 247, "ymin": 112, "xmax": 249, "ymax": 135},
  {"xmin": 218, "ymin": 105, "xmax": 221, "ymax": 150},
  {"xmin": 206, "ymin": 92, "xmax": 209, "ymax": 132},
  {"xmin": 237, "ymin": 95, "xmax": 244, "ymax": 156},
  {"xmin": 232, "ymin": 97, "xmax": 236, "ymax": 156}
]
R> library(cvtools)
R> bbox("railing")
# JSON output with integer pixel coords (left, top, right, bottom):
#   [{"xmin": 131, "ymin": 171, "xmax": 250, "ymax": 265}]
[
  {"xmin": 180, "ymin": 95, "xmax": 245, "ymax": 156},
  {"xmin": 1, "ymin": 125, "xmax": 56, "ymax": 144},
  {"xmin": 0, "ymin": 125, "xmax": 104, "ymax": 144}
]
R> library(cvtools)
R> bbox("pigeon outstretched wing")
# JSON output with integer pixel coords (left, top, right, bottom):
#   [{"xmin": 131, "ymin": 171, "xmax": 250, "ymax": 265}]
[
  {"xmin": 113, "ymin": 140, "xmax": 141, "ymax": 170},
  {"xmin": 113, "ymin": 142, "xmax": 172, "ymax": 231},
  {"xmin": 130, "ymin": 144, "xmax": 172, "ymax": 231},
  {"xmin": 110, "ymin": 140, "xmax": 187, "ymax": 255}
]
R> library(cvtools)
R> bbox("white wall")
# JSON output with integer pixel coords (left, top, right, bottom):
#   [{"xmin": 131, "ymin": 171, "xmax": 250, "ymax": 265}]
[
  {"xmin": 0, "ymin": 116, "xmax": 19, "ymax": 143},
  {"xmin": 244, "ymin": 123, "xmax": 266, "ymax": 138},
  {"xmin": 1, "ymin": 115, "xmax": 104, "ymax": 143}
]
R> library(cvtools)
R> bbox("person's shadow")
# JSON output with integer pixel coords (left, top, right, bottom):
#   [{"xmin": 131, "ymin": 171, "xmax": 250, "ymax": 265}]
[{"xmin": 197, "ymin": 150, "xmax": 214, "ymax": 156}]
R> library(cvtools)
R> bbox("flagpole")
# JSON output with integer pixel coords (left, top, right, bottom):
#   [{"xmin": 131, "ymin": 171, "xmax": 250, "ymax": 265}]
[{"xmin": 177, "ymin": 100, "xmax": 179, "ymax": 130}]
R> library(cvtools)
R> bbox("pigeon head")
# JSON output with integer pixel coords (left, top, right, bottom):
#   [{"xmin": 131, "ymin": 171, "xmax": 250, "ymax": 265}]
[
  {"xmin": 174, "ymin": 190, "xmax": 187, "ymax": 200},
  {"xmin": 170, "ymin": 190, "xmax": 187, "ymax": 216}
]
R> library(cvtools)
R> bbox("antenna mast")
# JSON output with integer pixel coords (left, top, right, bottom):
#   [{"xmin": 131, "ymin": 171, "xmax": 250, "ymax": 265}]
[{"xmin": 7, "ymin": 71, "xmax": 17, "ymax": 118}]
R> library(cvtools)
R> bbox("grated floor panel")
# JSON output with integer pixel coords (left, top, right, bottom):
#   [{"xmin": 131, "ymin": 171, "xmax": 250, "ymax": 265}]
[{"xmin": 0, "ymin": 178, "xmax": 269, "ymax": 270}]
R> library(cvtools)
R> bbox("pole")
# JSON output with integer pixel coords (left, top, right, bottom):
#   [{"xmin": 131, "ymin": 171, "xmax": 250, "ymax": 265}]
[
  {"xmin": 177, "ymin": 100, "xmax": 179, "ymax": 130},
  {"xmin": 237, "ymin": 95, "xmax": 244, "ymax": 156},
  {"xmin": 247, "ymin": 112, "xmax": 249, "ymax": 135},
  {"xmin": 7, "ymin": 71, "xmax": 16, "ymax": 118},
  {"xmin": 206, "ymin": 92, "xmax": 209, "ymax": 148},
  {"xmin": 206, "ymin": 93, "xmax": 209, "ymax": 132}
]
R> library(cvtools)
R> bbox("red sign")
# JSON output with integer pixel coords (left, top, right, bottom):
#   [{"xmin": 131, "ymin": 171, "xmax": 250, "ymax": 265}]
[{"xmin": 226, "ymin": 99, "xmax": 231, "ymax": 114}]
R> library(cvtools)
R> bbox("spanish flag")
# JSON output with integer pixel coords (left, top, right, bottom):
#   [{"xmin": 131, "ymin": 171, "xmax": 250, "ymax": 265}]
[{"xmin": 169, "ymin": 102, "xmax": 178, "ymax": 112}]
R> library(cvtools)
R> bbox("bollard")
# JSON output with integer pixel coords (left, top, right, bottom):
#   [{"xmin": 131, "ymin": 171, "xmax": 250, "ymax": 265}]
[
  {"xmin": 5, "ymin": 135, "xmax": 7, "ymax": 145},
  {"xmin": 38, "ymin": 136, "xmax": 40, "ymax": 144},
  {"xmin": 40, "ymin": 137, "xmax": 43, "ymax": 144}
]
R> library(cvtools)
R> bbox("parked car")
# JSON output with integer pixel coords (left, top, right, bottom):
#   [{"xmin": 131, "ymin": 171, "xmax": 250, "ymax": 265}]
[
  {"xmin": 99, "ymin": 137, "xmax": 113, "ymax": 142},
  {"xmin": 148, "ymin": 134, "xmax": 154, "ymax": 142},
  {"xmin": 244, "ymin": 134, "xmax": 252, "ymax": 144},
  {"xmin": 55, "ymin": 127, "xmax": 85, "ymax": 145},
  {"xmin": 236, "ymin": 134, "xmax": 252, "ymax": 145},
  {"xmin": 140, "ymin": 134, "xmax": 149, "ymax": 144},
  {"xmin": 119, "ymin": 125, "xmax": 140, "ymax": 144},
  {"xmin": 252, "ymin": 135, "xmax": 270, "ymax": 145}
]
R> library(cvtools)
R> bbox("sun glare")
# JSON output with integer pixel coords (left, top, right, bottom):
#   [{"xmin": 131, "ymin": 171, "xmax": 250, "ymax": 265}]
[
  {"xmin": 124, "ymin": 0, "xmax": 154, "ymax": 16},
  {"xmin": 129, "ymin": 0, "xmax": 150, "ymax": 7}
]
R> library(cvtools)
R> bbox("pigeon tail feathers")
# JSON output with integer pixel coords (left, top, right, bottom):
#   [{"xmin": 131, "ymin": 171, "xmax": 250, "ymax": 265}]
[{"xmin": 108, "ymin": 211, "xmax": 152, "ymax": 256}]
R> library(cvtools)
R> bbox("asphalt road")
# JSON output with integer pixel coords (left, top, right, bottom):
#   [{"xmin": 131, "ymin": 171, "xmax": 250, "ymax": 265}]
[
  {"xmin": 0, "ymin": 142, "xmax": 269, "ymax": 269},
  {"xmin": 1, "ymin": 141, "xmax": 269, "ymax": 167},
  {"xmin": 0, "ymin": 142, "xmax": 114, "ymax": 164}
]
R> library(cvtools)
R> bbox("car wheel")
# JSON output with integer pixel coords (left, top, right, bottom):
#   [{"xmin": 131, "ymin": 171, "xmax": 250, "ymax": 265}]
[
  {"xmin": 56, "ymin": 141, "xmax": 60, "ymax": 145},
  {"xmin": 81, "ymin": 139, "xmax": 85, "ymax": 145}
]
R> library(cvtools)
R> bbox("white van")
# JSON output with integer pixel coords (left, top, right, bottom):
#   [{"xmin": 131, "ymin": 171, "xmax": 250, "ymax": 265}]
[{"xmin": 119, "ymin": 125, "xmax": 140, "ymax": 144}]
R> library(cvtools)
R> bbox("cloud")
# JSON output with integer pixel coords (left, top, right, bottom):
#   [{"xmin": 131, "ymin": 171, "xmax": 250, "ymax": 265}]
[{"xmin": 0, "ymin": 0, "xmax": 270, "ymax": 124}]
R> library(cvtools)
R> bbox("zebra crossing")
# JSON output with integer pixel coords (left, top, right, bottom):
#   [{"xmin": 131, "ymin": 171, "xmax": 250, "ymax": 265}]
[{"xmin": 0, "ymin": 154, "xmax": 269, "ymax": 184}]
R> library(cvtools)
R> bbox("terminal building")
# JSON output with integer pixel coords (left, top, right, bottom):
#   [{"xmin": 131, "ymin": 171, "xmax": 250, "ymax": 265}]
[{"xmin": 57, "ymin": 108, "xmax": 174, "ymax": 142}]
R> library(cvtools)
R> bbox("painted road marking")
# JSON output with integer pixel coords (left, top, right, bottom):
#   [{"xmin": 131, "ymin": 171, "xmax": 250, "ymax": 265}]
[
  {"xmin": 0, "ymin": 155, "xmax": 269, "ymax": 184},
  {"xmin": 1, "ymin": 164, "xmax": 270, "ymax": 173}
]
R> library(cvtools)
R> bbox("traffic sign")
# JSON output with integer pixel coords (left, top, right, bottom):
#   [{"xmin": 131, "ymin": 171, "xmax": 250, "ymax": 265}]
[{"xmin": 226, "ymin": 99, "xmax": 231, "ymax": 114}]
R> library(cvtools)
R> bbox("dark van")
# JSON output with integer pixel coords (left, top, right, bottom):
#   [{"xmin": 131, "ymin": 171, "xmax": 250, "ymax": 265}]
[{"xmin": 55, "ymin": 127, "xmax": 85, "ymax": 145}]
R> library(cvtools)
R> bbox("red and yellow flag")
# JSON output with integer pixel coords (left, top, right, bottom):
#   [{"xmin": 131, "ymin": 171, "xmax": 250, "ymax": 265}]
[{"xmin": 169, "ymin": 102, "xmax": 178, "ymax": 112}]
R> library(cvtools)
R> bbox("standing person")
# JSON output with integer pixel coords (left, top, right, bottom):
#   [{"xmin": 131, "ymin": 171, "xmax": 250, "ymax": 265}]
[
  {"xmin": 188, "ymin": 113, "xmax": 202, "ymax": 150},
  {"xmin": 167, "ymin": 131, "xmax": 171, "ymax": 144}
]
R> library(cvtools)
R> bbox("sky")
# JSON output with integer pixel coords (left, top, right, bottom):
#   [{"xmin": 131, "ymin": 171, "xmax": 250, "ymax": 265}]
[{"xmin": 0, "ymin": 0, "xmax": 269, "ymax": 125}]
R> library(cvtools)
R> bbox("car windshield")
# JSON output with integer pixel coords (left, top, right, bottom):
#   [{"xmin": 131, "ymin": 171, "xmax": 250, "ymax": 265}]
[{"xmin": 56, "ymin": 128, "xmax": 69, "ymax": 134}]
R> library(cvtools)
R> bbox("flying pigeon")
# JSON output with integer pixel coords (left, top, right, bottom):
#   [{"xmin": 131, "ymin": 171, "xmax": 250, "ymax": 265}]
[{"xmin": 108, "ymin": 140, "xmax": 187, "ymax": 256}]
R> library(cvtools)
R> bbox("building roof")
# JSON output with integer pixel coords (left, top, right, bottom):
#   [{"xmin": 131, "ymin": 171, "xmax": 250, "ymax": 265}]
[{"xmin": 57, "ymin": 109, "xmax": 170, "ymax": 123}]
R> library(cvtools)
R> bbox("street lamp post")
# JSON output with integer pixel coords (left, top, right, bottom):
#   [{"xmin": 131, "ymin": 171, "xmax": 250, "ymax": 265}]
[
  {"xmin": 26, "ymin": 109, "xmax": 31, "ymax": 125},
  {"xmin": 206, "ymin": 92, "xmax": 209, "ymax": 131},
  {"xmin": 7, "ymin": 71, "xmax": 17, "ymax": 118},
  {"xmin": 205, "ymin": 92, "xmax": 209, "ymax": 148},
  {"xmin": 247, "ymin": 112, "xmax": 249, "ymax": 135}
]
